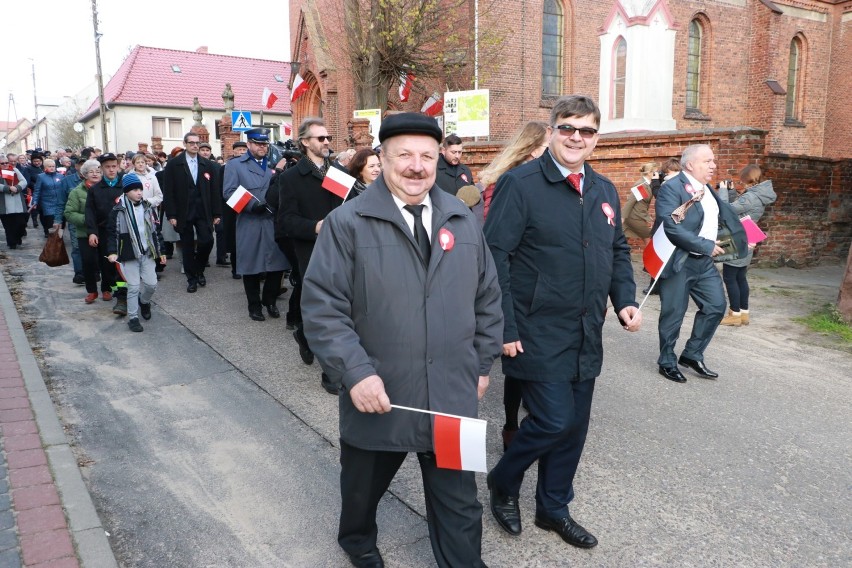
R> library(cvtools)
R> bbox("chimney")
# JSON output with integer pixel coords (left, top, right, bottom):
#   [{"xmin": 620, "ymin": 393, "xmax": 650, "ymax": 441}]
[{"xmin": 196, "ymin": 46, "xmax": 208, "ymax": 54}]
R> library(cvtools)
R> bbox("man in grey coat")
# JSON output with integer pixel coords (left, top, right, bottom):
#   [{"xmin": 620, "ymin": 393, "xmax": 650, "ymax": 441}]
[
  {"xmin": 223, "ymin": 128, "xmax": 290, "ymax": 321},
  {"xmin": 302, "ymin": 113, "xmax": 503, "ymax": 568}
]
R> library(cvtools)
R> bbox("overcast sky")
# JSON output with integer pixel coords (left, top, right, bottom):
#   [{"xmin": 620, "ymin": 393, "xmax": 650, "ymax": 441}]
[{"xmin": 2, "ymin": 2, "xmax": 291, "ymax": 123}]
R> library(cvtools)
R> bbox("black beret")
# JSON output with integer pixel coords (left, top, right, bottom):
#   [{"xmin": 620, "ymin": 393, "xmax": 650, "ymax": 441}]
[
  {"xmin": 378, "ymin": 113, "xmax": 442, "ymax": 144},
  {"xmin": 232, "ymin": 141, "xmax": 247, "ymax": 149},
  {"xmin": 97, "ymin": 153, "xmax": 118, "ymax": 164}
]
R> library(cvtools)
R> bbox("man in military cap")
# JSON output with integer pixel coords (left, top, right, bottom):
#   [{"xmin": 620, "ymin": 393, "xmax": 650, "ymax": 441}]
[
  {"xmin": 302, "ymin": 113, "xmax": 503, "ymax": 568},
  {"xmin": 220, "ymin": 140, "xmax": 249, "ymax": 279},
  {"xmin": 161, "ymin": 132, "xmax": 221, "ymax": 293},
  {"xmin": 223, "ymin": 128, "xmax": 290, "ymax": 321}
]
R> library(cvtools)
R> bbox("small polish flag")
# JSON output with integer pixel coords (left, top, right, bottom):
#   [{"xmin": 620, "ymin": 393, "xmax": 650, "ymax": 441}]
[
  {"xmin": 421, "ymin": 92, "xmax": 443, "ymax": 116},
  {"xmin": 262, "ymin": 87, "xmax": 278, "ymax": 109},
  {"xmin": 643, "ymin": 224, "xmax": 677, "ymax": 279},
  {"xmin": 291, "ymin": 74, "xmax": 309, "ymax": 102},
  {"xmin": 399, "ymin": 71, "xmax": 415, "ymax": 102},
  {"xmin": 434, "ymin": 414, "xmax": 488, "ymax": 472},
  {"xmin": 282, "ymin": 122, "xmax": 292, "ymax": 136},
  {"xmin": 631, "ymin": 184, "xmax": 651, "ymax": 201},
  {"xmin": 322, "ymin": 166, "xmax": 357, "ymax": 199},
  {"xmin": 1, "ymin": 169, "xmax": 17, "ymax": 185},
  {"xmin": 226, "ymin": 185, "xmax": 255, "ymax": 213}
]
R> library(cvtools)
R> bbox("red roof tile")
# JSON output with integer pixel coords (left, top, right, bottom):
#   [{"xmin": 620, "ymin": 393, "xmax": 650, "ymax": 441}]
[{"xmin": 82, "ymin": 46, "xmax": 291, "ymax": 119}]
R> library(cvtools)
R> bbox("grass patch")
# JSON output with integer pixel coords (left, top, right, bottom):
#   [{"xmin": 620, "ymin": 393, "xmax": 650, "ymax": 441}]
[{"xmin": 794, "ymin": 304, "xmax": 852, "ymax": 342}]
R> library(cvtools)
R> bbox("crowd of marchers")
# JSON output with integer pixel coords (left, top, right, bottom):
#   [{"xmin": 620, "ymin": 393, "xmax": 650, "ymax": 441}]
[{"xmin": 0, "ymin": 94, "xmax": 776, "ymax": 568}]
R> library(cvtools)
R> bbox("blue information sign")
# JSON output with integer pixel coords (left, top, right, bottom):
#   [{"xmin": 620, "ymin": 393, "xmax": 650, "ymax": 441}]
[{"xmin": 231, "ymin": 111, "xmax": 252, "ymax": 132}]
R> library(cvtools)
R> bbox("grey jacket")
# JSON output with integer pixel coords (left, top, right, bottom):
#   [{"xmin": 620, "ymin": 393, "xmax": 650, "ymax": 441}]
[
  {"xmin": 725, "ymin": 180, "xmax": 777, "ymax": 267},
  {"xmin": 301, "ymin": 176, "xmax": 503, "ymax": 452},
  {"xmin": 0, "ymin": 167, "xmax": 27, "ymax": 215}
]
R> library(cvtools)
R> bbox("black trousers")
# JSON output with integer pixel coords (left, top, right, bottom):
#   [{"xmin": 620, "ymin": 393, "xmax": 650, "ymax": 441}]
[
  {"xmin": 276, "ymin": 238, "xmax": 301, "ymax": 326},
  {"xmin": 95, "ymin": 229, "xmax": 125, "ymax": 297},
  {"xmin": 178, "ymin": 216, "xmax": 214, "ymax": 283},
  {"xmin": 241, "ymin": 271, "xmax": 284, "ymax": 312},
  {"xmin": 222, "ymin": 205, "xmax": 237, "ymax": 275},
  {"xmin": 39, "ymin": 213, "xmax": 55, "ymax": 236},
  {"xmin": 214, "ymin": 221, "xmax": 227, "ymax": 263},
  {"xmin": 503, "ymin": 376, "xmax": 523, "ymax": 430},
  {"xmin": 489, "ymin": 378, "xmax": 595, "ymax": 519},
  {"xmin": 339, "ymin": 441, "xmax": 485, "ymax": 568},
  {"xmin": 722, "ymin": 264, "xmax": 749, "ymax": 311},
  {"xmin": 78, "ymin": 237, "xmax": 100, "ymax": 293},
  {"xmin": 0, "ymin": 213, "xmax": 28, "ymax": 247}
]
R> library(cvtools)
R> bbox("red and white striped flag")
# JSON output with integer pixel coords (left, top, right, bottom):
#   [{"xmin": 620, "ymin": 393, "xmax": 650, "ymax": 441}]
[
  {"xmin": 322, "ymin": 166, "xmax": 357, "ymax": 199},
  {"xmin": 262, "ymin": 87, "xmax": 278, "ymax": 109},
  {"xmin": 643, "ymin": 224, "xmax": 676, "ymax": 279},
  {"xmin": 282, "ymin": 122, "xmax": 292, "ymax": 136},
  {"xmin": 631, "ymin": 183, "xmax": 651, "ymax": 201},
  {"xmin": 1, "ymin": 169, "xmax": 17, "ymax": 185},
  {"xmin": 421, "ymin": 92, "xmax": 443, "ymax": 116},
  {"xmin": 226, "ymin": 185, "xmax": 255, "ymax": 213},
  {"xmin": 399, "ymin": 71, "xmax": 415, "ymax": 102},
  {"xmin": 291, "ymin": 74, "xmax": 309, "ymax": 102},
  {"xmin": 433, "ymin": 414, "xmax": 488, "ymax": 472}
]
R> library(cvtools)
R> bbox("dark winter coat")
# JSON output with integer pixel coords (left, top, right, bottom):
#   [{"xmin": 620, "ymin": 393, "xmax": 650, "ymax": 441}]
[
  {"xmin": 277, "ymin": 156, "xmax": 343, "ymax": 272},
  {"xmin": 161, "ymin": 152, "xmax": 221, "ymax": 233},
  {"xmin": 32, "ymin": 171, "xmax": 66, "ymax": 217},
  {"xmin": 484, "ymin": 151, "xmax": 637, "ymax": 382},
  {"xmin": 435, "ymin": 154, "xmax": 474, "ymax": 196},
  {"xmin": 301, "ymin": 177, "xmax": 503, "ymax": 452},
  {"xmin": 84, "ymin": 175, "xmax": 124, "ymax": 236}
]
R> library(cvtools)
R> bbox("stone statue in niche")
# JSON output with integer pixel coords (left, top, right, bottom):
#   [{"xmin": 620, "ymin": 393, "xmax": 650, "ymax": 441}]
[
  {"xmin": 222, "ymin": 83, "xmax": 235, "ymax": 113},
  {"xmin": 192, "ymin": 97, "xmax": 203, "ymax": 126}
]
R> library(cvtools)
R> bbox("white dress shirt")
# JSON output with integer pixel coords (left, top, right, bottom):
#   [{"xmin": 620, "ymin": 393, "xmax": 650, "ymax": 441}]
[{"xmin": 391, "ymin": 192, "xmax": 433, "ymax": 242}]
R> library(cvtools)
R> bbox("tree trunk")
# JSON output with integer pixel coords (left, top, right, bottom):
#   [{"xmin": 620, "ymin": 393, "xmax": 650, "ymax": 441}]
[{"xmin": 838, "ymin": 244, "xmax": 852, "ymax": 323}]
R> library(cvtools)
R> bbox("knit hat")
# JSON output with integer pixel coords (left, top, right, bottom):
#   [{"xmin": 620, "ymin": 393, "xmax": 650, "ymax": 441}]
[{"xmin": 122, "ymin": 172, "xmax": 143, "ymax": 193}]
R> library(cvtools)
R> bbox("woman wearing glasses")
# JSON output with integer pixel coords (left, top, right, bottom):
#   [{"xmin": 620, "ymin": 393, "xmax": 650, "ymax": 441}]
[{"xmin": 64, "ymin": 160, "xmax": 104, "ymax": 303}]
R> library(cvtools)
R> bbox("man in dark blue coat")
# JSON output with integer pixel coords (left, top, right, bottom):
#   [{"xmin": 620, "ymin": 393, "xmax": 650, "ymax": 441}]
[
  {"xmin": 484, "ymin": 95, "xmax": 641, "ymax": 549},
  {"xmin": 654, "ymin": 144, "xmax": 747, "ymax": 383}
]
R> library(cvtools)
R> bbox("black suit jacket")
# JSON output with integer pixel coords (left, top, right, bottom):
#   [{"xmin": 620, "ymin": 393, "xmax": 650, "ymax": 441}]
[
  {"xmin": 161, "ymin": 151, "xmax": 221, "ymax": 233},
  {"xmin": 655, "ymin": 172, "xmax": 747, "ymax": 279}
]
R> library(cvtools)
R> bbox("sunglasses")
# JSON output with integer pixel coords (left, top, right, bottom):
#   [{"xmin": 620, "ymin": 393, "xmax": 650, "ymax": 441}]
[
  {"xmin": 554, "ymin": 125, "xmax": 598, "ymax": 139},
  {"xmin": 307, "ymin": 135, "xmax": 332, "ymax": 142}
]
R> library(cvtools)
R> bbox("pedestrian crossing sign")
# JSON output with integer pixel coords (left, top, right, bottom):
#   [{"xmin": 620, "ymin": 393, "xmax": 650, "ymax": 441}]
[{"xmin": 232, "ymin": 111, "xmax": 252, "ymax": 132}]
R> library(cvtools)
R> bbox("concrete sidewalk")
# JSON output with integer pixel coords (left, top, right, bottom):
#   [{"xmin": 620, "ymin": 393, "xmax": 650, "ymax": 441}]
[
  {"xmin": 2, "ymin": 232, "xmax": 851, "ymax": 567},
  {"xmin": 0, "ymin": 266, "xmax": 116, "ymax": 567}
]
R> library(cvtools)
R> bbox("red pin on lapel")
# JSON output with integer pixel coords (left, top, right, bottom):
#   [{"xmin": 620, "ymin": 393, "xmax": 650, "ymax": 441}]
[
  {"xmin": 438, "ymin": 228, "xmax": 455, "ymax": 251},
  {"xmin": 685, "ymin": 183, "xmax": 697, "ymax": 196},
  {"xmin": 204, "ymin": 172, "xmax": 211, "ymax": 181},
  {"xmin": 601, "ymin": 203, "xmax": 615, "ymax": 226}
]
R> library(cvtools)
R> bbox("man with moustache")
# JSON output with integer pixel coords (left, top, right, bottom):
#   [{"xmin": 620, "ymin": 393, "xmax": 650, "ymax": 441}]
[
  {"xmin": 301, "ymin": 112, "xmax": 502, "ymax": 568},
  {"xmin": 277, "ymin": 117, "xmax": 342, "ymax": 394},
  {"xmin": 484, "ymin": 95, "xmax": 641, "ymax": 548},
  {"xmin": 654, "ymin": 144, "xmax": 747, "ymax": 383},
  {"xmin": 223, "ymin": 128, "xmax": 290, "ymax": 321},
  {"xmin": 161, "ymin": 132, "xmax": 221, "ymax": 293}
]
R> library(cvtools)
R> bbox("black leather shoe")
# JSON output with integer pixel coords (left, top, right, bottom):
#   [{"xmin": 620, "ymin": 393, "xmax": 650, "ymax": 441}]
[
  {"xmin": 487, "ymin": 472, "xmax": 521, "ymax": 536},
  {"xmin": 659, "ymin": 366, "xmax": 687, "ymax": 383},
  {"xmin": 187, "ymin": 281, "xmax": 198, "ymax": 293},
  {"xmin": 294, "ymin": 329, "xmax": 314, "ymax": 365},
  {"xmin": 198, "ymin": 273, "xmax": 207, "ymax": 287},
  {"xmin": 534, "ymin": 514, "xmax": 598, "ymax": 548},
  {"xmin": 266, "ymin": 304, "xmax": 281, "ymax": 318},
  {"xmin": 678, "ymin": 356, "xmax": 718, "ymax": 379},
  {"xmin": 347, "ymin": 549, "xmax": 384, "ymax": 568},
  {"xmin": 139, "ymin": 302, "xmax": 151, "ymax": 320},
  {"xmin": 249, "ymin": 310, "xmax": 266, "ymax": 322}
]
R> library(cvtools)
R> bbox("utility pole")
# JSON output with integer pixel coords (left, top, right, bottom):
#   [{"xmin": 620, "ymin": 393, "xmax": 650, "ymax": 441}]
[
  {"xmin": 31, "ymin": 60, "xmax": 39, "ymax": 149},
  {"xmin": 92, "ymin": 0, "xmax": 109, "ymax": 152}
]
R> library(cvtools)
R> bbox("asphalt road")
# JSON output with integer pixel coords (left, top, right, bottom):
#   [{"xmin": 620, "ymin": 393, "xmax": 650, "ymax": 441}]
[{"xmin": 2, "ymin": 237, "xmax": 850, "ymax": 567}]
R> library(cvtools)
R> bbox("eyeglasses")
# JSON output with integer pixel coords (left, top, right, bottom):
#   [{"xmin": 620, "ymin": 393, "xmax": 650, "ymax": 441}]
[
  {"xmin": 185, "ymin": 141, "xmax": 200, "ymax": 145},
  {"xmin": 554, "ymin": 125, "xmax": 598, "ymax": 139},
  {"xmin": 306, "ymin": 135, "xmax": 332, "ymax": 142}
]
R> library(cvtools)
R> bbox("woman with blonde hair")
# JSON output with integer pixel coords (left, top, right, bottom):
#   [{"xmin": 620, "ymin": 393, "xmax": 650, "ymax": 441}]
[
  {"xmin": 479, "ymin": 121, "xmax": 549, "ymax": 221},
  {"xmin": 480, "ymin": 120, "xmax": 548, "ymax": 451}
]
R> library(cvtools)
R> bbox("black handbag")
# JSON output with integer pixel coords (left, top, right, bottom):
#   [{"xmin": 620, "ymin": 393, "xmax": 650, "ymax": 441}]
[{"xmin": 713, "ymin": 221, "xmax": 739, "ymax": 263}]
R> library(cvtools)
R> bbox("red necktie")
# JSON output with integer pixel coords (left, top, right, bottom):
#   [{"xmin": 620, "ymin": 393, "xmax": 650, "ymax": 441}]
[{"xmin": 567, "ymin": 172, "xmax": 584, "ymax": 194}]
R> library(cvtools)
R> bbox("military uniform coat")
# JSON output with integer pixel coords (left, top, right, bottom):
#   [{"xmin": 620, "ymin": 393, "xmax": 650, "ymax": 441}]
[
  {"xmin": 301, "ymin": 177, "xmax": 503, "ymax": 452},
  {"xmin": 484, "ymin": 151, "xmax": 637, "ymax": 382},
  {"xmin": 222, "ymin": 153, "xmax": 289, "ymax": 275}
]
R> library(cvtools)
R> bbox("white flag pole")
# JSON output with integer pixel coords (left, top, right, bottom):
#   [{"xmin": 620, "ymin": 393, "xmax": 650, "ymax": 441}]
[{"xmin": 390, "ymin": 404, "xmax": 486, "ymax": 423}]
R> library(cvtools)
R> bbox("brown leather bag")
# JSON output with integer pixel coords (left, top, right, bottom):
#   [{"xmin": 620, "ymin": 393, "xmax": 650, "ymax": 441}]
[{"xmin": 39, "ymin": 231, "xmax": 70, "ymax": 267}]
